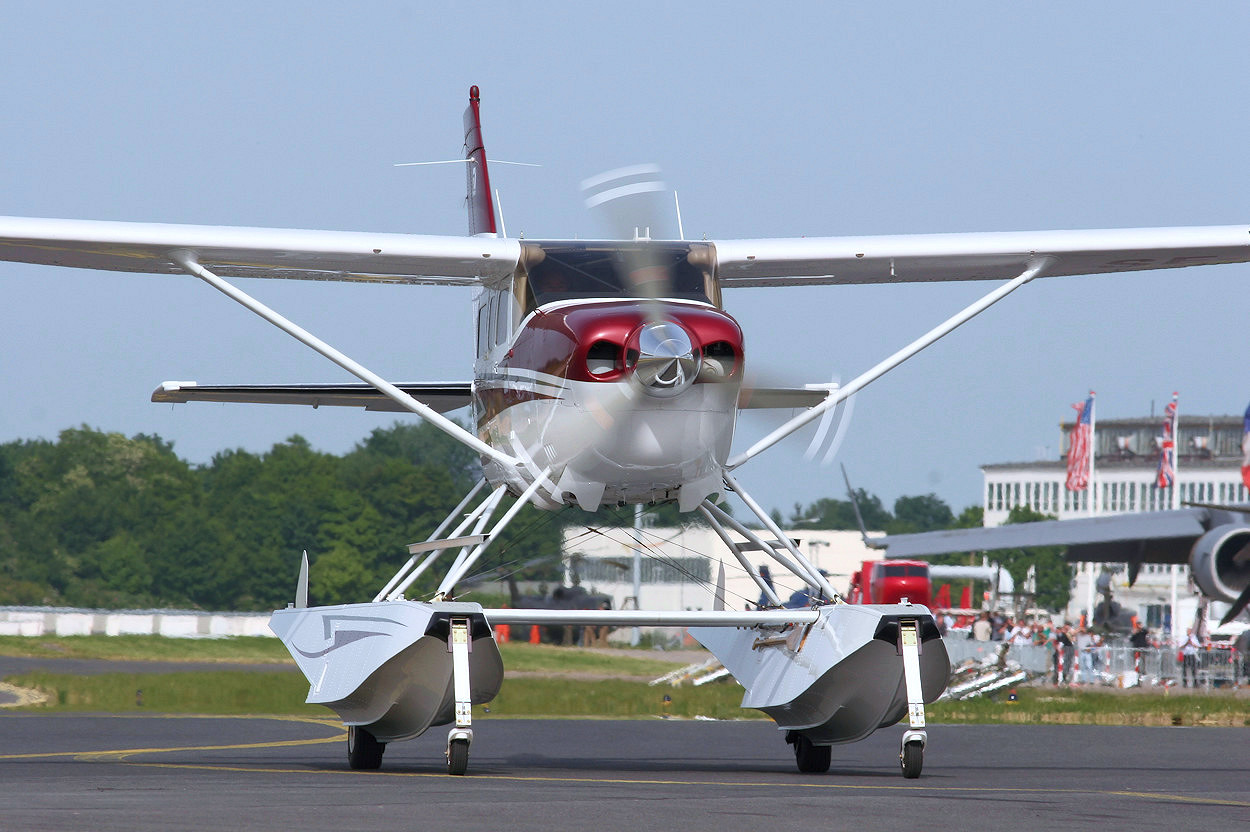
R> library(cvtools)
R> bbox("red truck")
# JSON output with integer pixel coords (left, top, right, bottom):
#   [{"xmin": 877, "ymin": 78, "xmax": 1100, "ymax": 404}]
[{"xmin": 847, "ymin": 559, "xmax": 931, "ymax": 606}]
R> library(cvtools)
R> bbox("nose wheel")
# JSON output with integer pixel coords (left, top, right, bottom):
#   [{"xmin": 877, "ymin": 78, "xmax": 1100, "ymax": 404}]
[
  {"xmin": 447, "ymin": 733, "xmax": 471, "ymax": 775},
  {"xmin": 900, "ymin": 732, "xmax": 925, "ymax": 779}
]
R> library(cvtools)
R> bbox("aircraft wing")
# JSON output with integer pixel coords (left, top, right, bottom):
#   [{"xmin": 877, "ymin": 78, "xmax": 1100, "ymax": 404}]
[
  {"xmin": 0, "ymin": 216, "xmax": 520, "ymax": 285},
  {"xmin": 4, "ymin": 217, "xmax": 1248, "ymax": 288},
  {"xmin": 152, "ymin": 381, "xmax": 472, "ymax": 413},
  {"xmin": 713, "ymin": 226, "xmax": 1250, "ymax": 286},
  {"xmin": 879, "ymin": 507, "xmax": 1211, "ymax": 564}
]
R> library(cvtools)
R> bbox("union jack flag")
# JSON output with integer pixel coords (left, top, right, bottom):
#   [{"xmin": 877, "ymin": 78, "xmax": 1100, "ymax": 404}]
[
  {"xmin": 1156, "ymin": 394, "xmax": 1178, "ymax": 488},
  {"xmin": 1241, "ymin": 399, "xmax": 1250, "ymax": 492},
  {"xmin": 1065, "ymin": 395, "xmax": 1094, "ymax": 491}
]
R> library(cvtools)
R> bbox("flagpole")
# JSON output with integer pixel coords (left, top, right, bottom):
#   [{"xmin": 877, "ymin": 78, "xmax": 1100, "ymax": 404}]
[
  {"xmin": 1170, "ymin": 392, "xmax": 1180, "ymax": 512},
  {"xmin": 1089, "ymin": 391, "xmax": 1098, "ymax": 517}
]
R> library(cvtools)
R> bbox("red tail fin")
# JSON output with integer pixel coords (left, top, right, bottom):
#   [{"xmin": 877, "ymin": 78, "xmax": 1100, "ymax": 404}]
[{"xmin": 463, "ymin": 85, "xmax": 497, "ymax": 236}]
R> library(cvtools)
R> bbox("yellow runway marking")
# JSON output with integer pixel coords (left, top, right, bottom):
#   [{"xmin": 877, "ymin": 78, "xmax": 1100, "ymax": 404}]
[
  {"xmin": 112, "ymin": 762, "xmax": 1249, "ymax": 808},
  {"xmin": 3, "ymin": 714, "xmax": 1246, "ymax": 810},
  {"xmin": 0, "ymin": 714, "xmax": 344, "ymax": 761}
]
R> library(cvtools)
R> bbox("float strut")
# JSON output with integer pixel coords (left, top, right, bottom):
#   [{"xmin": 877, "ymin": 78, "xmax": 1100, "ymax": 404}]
[{"xmin": 446, "ymin": 617, "xmax": 473, "ymax": 775}]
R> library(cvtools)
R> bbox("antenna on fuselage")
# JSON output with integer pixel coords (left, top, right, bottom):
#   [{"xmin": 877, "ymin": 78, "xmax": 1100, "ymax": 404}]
[{"xmin": 495, "ymin": 189, "xmax": 508, "ymax": 238}]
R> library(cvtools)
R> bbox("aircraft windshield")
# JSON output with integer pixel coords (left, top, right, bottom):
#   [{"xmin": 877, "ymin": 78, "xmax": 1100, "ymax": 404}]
[{"xmin": 521, "ymin": 242, "xmax": 715, "ymax": 314}]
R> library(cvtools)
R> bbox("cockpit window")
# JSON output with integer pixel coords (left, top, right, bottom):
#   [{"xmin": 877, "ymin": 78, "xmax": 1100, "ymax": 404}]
[{"xmin": 521, "ymin": 242, "xmax": 715, "ymax": 314}]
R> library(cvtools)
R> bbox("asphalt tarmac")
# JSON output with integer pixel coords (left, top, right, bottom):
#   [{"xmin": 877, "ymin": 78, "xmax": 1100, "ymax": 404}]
[{"xmin": 1, "ymin": 713, "xmax": 1246, "ymax": 831}]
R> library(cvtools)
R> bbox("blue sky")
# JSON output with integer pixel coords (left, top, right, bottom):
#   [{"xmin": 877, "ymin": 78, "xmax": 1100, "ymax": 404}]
[{"xmin": 2, "ymin": 2, "xmax": 1248, "ymax": 516}]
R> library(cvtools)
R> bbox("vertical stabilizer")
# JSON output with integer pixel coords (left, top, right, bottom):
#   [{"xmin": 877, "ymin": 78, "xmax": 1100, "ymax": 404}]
[{"xmin": 463, "ymin": 85, "xmax": 497, "ymax": 236}]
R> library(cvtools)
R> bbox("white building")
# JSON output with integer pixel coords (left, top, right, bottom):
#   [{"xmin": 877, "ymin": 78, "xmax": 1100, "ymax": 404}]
[
  {"xmin": 561, "ymin": 525, "xmax": 880, "ymax": 616},
  {"xmin": 982, "ymin": 412, "xmax": 1245, "ymax": 631}
]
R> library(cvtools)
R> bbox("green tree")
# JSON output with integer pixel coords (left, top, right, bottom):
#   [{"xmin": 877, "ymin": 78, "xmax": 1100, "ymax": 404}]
[
  {"xmin": 888, "ymin": 494, "xmax": 954, "ymax": 534},
  {"xmin": 788, "ymin": 490, "xmax": 892, "ymax": 531}
]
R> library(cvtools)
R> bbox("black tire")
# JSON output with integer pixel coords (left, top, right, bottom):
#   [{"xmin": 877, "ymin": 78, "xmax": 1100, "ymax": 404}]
[
  {"xmin": 793, "ymin": 734, "xmax": 831, "ymax": 774},
  {"xmin": 447, "ymin": 738, "xmax": 469, "ymax": 776},
  {"xmin": 347, "ymin": 725, "xmax": 385, "ymax": 770},
  {"xmin": 900, "ymin": 741, "xmax": 923, "ymax": 779}
]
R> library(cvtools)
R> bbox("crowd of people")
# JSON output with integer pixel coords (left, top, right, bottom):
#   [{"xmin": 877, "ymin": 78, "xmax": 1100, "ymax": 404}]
[{"xmin": 932, "ymin": 609, "xmax": 1250, "ymax": 687}]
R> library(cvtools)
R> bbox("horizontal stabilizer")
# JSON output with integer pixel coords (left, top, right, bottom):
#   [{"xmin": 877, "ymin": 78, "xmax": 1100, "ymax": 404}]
[
  {"xmin": 737, "ymin": 386, "xmax": 829, "ymax": 410},
  {"xmin": 153, "ymin": 381, "xmax": 471, "ymax": 413}
]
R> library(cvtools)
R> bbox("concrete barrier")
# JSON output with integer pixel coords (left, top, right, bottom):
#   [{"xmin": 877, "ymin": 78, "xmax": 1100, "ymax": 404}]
[{"xmin": 0, "ymin": 606, "xmax": 274, "ymax": 639}]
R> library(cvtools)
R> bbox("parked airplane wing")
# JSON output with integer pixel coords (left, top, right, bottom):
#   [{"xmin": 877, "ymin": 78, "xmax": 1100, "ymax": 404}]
[
  {"xmin": 0, "ymin": 216, "xmax": 520, "ymax": 286},
  {"xmin": 879, "ymin": 507, "xmax": 1211, "ymax": 563},
  {"xmin": 714, "ymin": 226, "xmax": 1250, "ymax": 286},
  {"xmin": 152, "ymin": 381, "xmax": 472, "ymax": 413}
]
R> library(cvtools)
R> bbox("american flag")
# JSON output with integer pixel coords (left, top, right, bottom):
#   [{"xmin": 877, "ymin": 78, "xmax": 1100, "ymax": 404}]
[
  {"xmin": 1065, "ymin": 395, "xmax": 1094, "ymax": 491},
  {"xmin": 1156, "ymin": 394, "xmax": 1178, "ymax": 488},
  {"xmin": 1241, "ymin": 399, "xmax": 1250, "ymax": 492}
]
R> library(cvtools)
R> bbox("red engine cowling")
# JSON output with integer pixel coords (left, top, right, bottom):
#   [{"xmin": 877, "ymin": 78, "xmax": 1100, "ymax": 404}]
[{"xmin": 1189, "ymin": 524, "xmax": 1250, "ymax": 603}]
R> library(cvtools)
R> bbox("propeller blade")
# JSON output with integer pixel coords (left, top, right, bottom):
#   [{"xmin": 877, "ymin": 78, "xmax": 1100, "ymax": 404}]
[{"xmin": 1218, "ymin": 582, "xmax": 1250, "ymax": 627}]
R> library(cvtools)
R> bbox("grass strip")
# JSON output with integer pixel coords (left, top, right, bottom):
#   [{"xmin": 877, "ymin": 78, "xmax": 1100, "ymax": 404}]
[
  {"xmin": 6, "ymin": 670, "xmax": 323, "ymax": 715},
  {"xmin": 497, "ymin": 643, "xmax": 690, "ymax": 677},
  {"xmin": 0, "ymin": 634, "xmax": 293, "ymax": 664},
  {"xmin": 0, "ymin": 635, "xmax": 695, "ymax": 677},
  {"xmin": 7, "ymin": 669, "xmax": 1250, "ymax": 725},
  {"xmin": 929, "ymin": 687, "xmax": 1250, "ymax": 726},
  {"xmin": 5, "ymin": 670, "xmax": 750, "ymax": 720}
]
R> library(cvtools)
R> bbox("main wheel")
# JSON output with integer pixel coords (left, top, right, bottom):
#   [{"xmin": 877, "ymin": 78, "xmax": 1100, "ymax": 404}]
[
  {"xmin": 347, "ymin": 725, "xmax": 385, "ymax": 770},
  {"xmin": 447, "ymin": 738, "xmax": 470, "ymax": 776},
  {"xmin": 792, "ymin": 733, "xmax": 831, "ymax": 774},
  {"xmin": 900, "ymin": 740, "xmax": 923, "ymax": 779}
]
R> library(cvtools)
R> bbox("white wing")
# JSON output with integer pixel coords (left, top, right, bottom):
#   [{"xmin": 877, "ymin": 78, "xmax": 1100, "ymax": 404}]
[
  {"xmin": 713, "ymin": 225, "xmax": 1250, "ymax": 286},
  {"xmin": 3, "ymin": 216, "xmax": 1248, "ymax": 288},
  {"xmin": 0, "ymin": 216, "xmax": 520, "ymax": 285}
]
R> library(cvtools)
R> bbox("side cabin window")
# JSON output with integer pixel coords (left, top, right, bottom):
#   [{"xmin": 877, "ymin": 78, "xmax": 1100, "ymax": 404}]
[
  {"xmin": 476, "ymin": 298, "xmax": 490, "ymax": 357},
  {"xmin": 494, "ymin": 289, "xmax": 512, "ymax": 345},
  {"xmin": 519, "ymin": 242, "xmax": 718, "ymax": 316},
  {"xmin": 476, "ymin": 287, "xmax": 514, "ymax": 358}
]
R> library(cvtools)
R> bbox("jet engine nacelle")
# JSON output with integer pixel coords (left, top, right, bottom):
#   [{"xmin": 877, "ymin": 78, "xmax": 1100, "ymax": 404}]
[{"xmin": 1189, "ymin": 524, "xmax": 1250, "ymax": 603}]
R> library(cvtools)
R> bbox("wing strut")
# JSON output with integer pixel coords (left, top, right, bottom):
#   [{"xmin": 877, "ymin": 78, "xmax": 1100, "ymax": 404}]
[
  {"xmin": 726, "ymin": 256, "xmax": 1054, "ymax": 469},
  {"xmin": 697, "ymin": 502, "xmax": 783, "ymax": 606},
  {"xmin": 169, "ymin": 251, "xmax": 519, "ymax": 469},
  {"xmin": 434, "ymin": 469, "xmax": 552, "ymax": 598}
]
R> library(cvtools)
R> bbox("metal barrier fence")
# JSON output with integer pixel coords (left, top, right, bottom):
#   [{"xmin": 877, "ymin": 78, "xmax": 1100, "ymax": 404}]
[
  {"xmin": 1058, "ymin": 644, "xmax": 1246, "ymax": 689},
  {"xmin": 944, "ymin": 639, "xmax": 1247, "ymax": 688}
]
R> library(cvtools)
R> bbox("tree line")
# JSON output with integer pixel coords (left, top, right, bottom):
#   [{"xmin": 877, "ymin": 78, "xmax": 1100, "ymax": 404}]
[
  {"xmin": 0, "ymin": 424, "xmax": 1071, "ymax": 611},
  {"xmin": 0, "ymin": 424, "xmax": 563, "ymax": 610}
]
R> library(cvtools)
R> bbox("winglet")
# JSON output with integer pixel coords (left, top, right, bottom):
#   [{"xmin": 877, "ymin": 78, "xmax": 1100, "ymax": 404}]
[{"xmin": 463, "ymin": 85, "xmax": 497, "ymax": 236}]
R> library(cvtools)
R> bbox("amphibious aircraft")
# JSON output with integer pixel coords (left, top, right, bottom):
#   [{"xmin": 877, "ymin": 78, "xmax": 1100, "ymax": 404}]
[{"xmin": 3, "ymin": 86, "xmax": 1250, "ymax": 779}]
